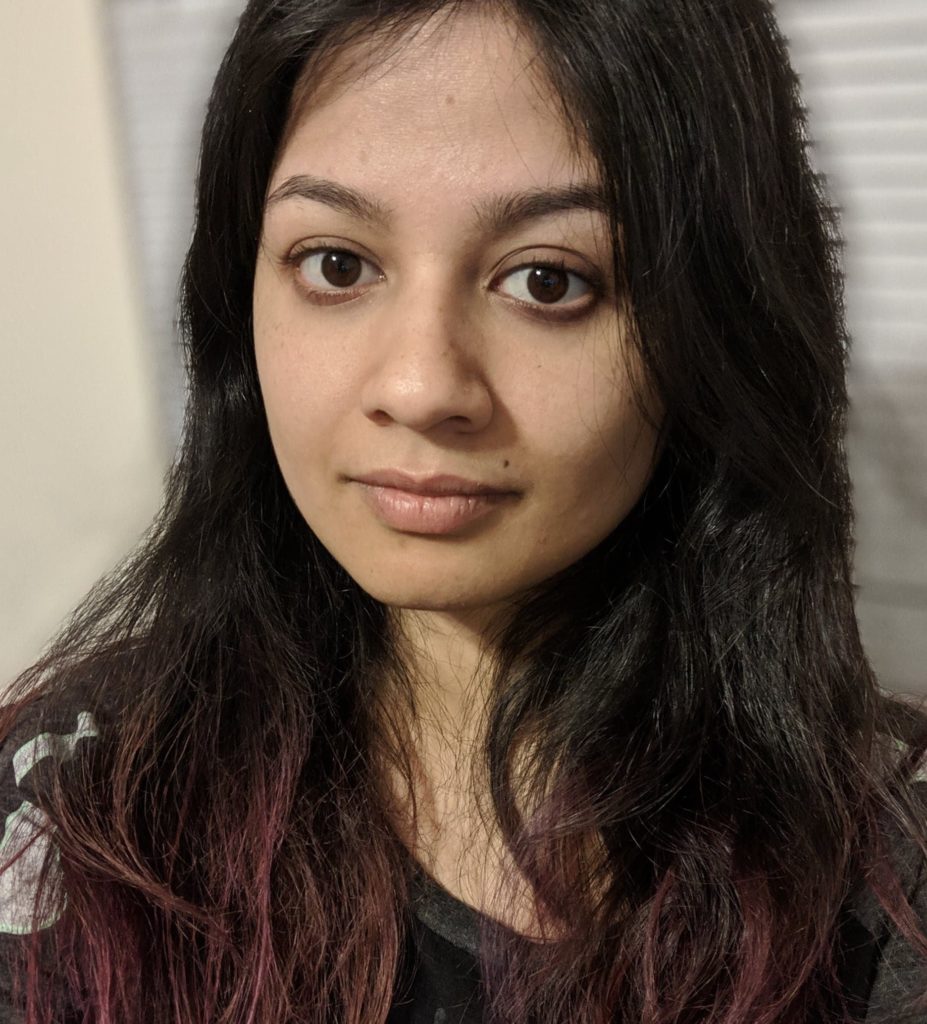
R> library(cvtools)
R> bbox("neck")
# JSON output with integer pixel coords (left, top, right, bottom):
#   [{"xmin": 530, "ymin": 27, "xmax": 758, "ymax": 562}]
[
  {"xmin": 375, "ymin": 607, "xmax": 504, "ymax": 855},
  {"xmin": 392, "ymin": 606, "xmax": 503, "ymax": 739}
]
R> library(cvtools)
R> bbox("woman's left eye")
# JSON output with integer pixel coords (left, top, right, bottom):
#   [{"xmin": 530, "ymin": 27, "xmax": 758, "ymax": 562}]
[{"xmin": 495, "ymin": 262, "xmax": 597, "ymax": 316}]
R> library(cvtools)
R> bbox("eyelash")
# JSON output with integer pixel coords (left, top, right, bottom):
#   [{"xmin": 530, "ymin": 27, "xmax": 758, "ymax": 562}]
[{"xmin": 280, "ymin": 245, "xmax": 604, "ymax": 323}]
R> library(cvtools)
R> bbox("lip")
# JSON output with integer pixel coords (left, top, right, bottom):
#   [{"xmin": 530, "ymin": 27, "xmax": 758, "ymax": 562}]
[
  {"xmin": 350, "ymin": 470, "xmax": 519, "ymax": 535},
  {"xmin": 351, "ymin": 469, "xmax": 515, "ymax": 497}
]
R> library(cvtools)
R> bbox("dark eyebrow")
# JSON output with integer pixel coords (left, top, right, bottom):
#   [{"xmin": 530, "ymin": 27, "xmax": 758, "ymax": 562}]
[
  {"xmin": 265, "ymin": 174, "xmax": 609, "ymax": 234},
  {"xmin": 471, "ymin": 182, "xmax": 609, "ymax": 236},
  {"xmin": 266, "ymin": 175, "xmax": 393, "ymax": 228}
]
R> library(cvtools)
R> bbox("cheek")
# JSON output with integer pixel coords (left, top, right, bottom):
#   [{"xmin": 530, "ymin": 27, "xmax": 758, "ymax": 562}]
[
  {"xmin": 253, "ymin": 268, "xmax": 293, "ymax": 418},
  {"xmin": 542, "ymin": 389, "xmax": 659, "ymax": 534},
  {"xmin": 567, "ymin": 434, "xmax": 653, "ymax": 525},
  {"xmin": 585, "ymin": 338, "xmax": 660, "ymax": 503},
  {"xmin": 254, "ymin": 341, "xmax": 310, "ymax": 452},
  {"xmin": 253, "ymin": 271, "xmax": 345, "ymax": 452}
]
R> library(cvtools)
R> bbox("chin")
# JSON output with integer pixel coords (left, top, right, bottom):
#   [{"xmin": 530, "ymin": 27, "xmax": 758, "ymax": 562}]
[
  {"xmin": 360, "ymin": 583, "xmax": 489, "ymax": 612},
  {"xmin": 345, "ymin": 568, "xmax": 509, "ymax": 615}
]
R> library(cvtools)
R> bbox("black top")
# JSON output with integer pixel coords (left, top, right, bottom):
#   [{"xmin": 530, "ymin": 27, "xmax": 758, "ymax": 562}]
[
  {"xmin": 0, "ymin": 701, "xmax": 925, "ymax": 1023},
  {"xmin": 391, "ymin": 858, "xmax": 927, "ymax": 1024},
  {"xmin": 388, "ymin": 864, "xmax": 486, "ymax": 1023}
]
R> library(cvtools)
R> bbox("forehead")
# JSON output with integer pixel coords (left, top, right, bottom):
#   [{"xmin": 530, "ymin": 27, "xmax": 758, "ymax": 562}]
[{"xmin": 270, "ymin": 6, "xmax": 598, "ymax": 202}]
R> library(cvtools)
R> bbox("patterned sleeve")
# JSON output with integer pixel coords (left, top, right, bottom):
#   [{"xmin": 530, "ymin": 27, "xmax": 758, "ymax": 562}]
[{"xmin": 0, "ymin": 700, "xmax": 99, "ymax": 1023}]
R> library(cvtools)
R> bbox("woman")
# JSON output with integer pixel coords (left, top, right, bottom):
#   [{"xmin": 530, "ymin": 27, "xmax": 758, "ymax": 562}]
[{"xmin": 1, "ymin": 0, "xmax": 926, "ymax": 1021}]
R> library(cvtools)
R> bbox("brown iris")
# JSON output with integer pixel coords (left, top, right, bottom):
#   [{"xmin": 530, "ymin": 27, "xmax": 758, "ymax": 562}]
[
  {"xmin": 320, "ymin": 251, "xmax": 363, "ymax": 287},
  {"xmin": 527, "ymin": 266, "xmax": 570, "ymax": 304}
]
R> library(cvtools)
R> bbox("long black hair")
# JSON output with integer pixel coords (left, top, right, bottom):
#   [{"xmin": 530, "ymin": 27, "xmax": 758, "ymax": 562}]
[{"xmin": 2, "ymin": 1, "xmax": 926, "ymax": 1021}]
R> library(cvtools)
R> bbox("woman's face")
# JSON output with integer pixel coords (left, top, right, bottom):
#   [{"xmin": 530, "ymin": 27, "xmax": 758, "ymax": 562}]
[{"xmin": 253, "ymin": 8, "xmax": 660, "ymax": 624}]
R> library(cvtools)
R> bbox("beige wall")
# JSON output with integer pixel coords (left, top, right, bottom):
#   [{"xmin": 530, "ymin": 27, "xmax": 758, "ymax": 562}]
[{"xmin": 0, "ymin": 0, "xmax": 167, "ymax": 687}]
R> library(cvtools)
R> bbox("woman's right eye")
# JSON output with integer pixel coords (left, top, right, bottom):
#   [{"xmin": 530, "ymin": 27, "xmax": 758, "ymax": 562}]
[{"xmin": 290, "ymin": 248, "xmax": 383, "ymax": 300}]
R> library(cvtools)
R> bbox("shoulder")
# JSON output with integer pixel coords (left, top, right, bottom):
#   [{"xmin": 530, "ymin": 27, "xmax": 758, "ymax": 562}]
[
  {"xmin": 0, "ymin": 692, "xmax": 100, "ymax": 936},
  {"xmin": 864, "ymin": 828, "xmax": 927, "ymax": 1022},
  {"xmin": 848, "ymin": 722, "xmax": 927, "ymax": 1022}
]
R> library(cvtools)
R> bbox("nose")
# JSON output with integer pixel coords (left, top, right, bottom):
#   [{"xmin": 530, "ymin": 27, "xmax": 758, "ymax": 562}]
[{"xmin": 359, "ymin": 279, "xmax": 494, "ymax": 435}]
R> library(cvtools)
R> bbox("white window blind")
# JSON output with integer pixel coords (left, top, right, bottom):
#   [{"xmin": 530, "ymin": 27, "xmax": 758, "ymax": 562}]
[
  {"xmin": 106, "ymin": 0, "xmax": 244, "ymax": 439},
  {"xmin": 776, "ymin": 1, "xmax": 927, "ymax": 693}
]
